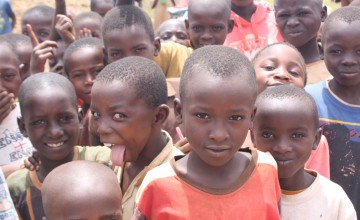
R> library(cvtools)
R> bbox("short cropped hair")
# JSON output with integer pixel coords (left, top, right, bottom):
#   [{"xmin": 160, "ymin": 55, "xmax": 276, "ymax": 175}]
[
  {"xmin": 322, "ymin": 6, "xmax": 360, "ymax": 44},
  {"xmin": 256, "ymin": 85, "xmax": 319, "ymax": 129},
  {"xmin": 74, "ymin": 11, "xmax": 103, "ymax": 27},
  {"xmin": 0, "ymin": 37, "xmax": 20, "ymax": 64},
  {"xmin": 275, "ymin": 0, "xmax": 323, "ymax": 9},
  {"xmin": 188, "ymin": 0, "xmax": 231, "ymax": 18},
  {"xmin": 63, "ymin": 37, "xmax": 104, "ymax": 75},
  {"xmin": 2, "ymin": 33, "xmax": 32, "ymax": 50},
  {"xmin": 102, "ymin": 5, "xmax": 154, "ymax": 42},
  {"xmin": 22, "ymin": 5, "xmax": 55, "ymax": 19},
  {"xmin": 18, "ymin": 72, "xmax": 78, "ymax": 115},
  {"xmin": 91, "ymin": 0, "xmax": 114, "ymax": 11},
  {"xmin": 95, "ymin": 56, "xmax": 167, "ymax": 109},
  {"xmin": 180, "ymin": 45, "xmax": 257, "ymax": 100},
  {"xmin": 252, "ymin": 42, "xmax": 307, "ymax": 85}
]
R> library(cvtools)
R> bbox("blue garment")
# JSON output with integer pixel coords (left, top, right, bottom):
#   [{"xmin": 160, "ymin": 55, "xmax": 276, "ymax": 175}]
[
  {"xmin": 306, "ymin": 80, "xmax": 360, "ymax": 216},
  {"xmin": 0, "ymin": 0, "xmax": 14, "ymax": 34}
]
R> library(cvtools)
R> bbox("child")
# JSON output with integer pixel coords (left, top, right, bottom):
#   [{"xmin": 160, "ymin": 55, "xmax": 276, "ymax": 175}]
[
  {"xmin": 73, "ymin": 12, "xmax": 103, "ymax": 39},
  {"xmin": 90, "ymin": 56, "xmax": 182, "ymax": 220},
  {"xmin": 3, "ymin": 33, "xmax": 32, "ymax": 81},
  {"xmin": 107, "ymin": 0, "xmax": 233, "ymax": 77},
  {"xmin": 42, "ymin": 161, "xmax": 122, "ymax": 220},
  {"xmin": 305, "ymin": 6, "xmax": 360, "ymax": 215},
  {"xmin": 91, "ymin": 0, "xmax": 114, "ymax": 17},
  {"xmin": 63, "ymin": 37, "xmax": 105, "ymax": 146},
  {"xmin": 0, "ymin": 0, "xmax": 16, "ymax": 34},
  {"xmin": 6, "ymin": 73, "xmax": 110, "ymax": 219},
  {"xmin": 156, "ymin": 19, "xmax": 189, "ymax": 47},
  {"xmin": 0, "ymin": 39, "xmax": 33, "ymax": 178},
  {"xmin": 224, "ymin": 0, "xmax": 282, "ymax": 59},
  {"xmin": 252, "ymin": 85, "xmax": 357, "ymax": 219},
  {"xmin": 21, "ymin": 5, "xmax": 55, "ymax": 43},
  {"xmin": 274, "ymin": 0, "xmax": 330, "ymax": 84},
  {"xmin": 133, "ymin": 45, "xmax": 280, "ymax": 219},
  {"xmin": 252, "ymin": 42, "xmax": 330, "ymax": 178}
]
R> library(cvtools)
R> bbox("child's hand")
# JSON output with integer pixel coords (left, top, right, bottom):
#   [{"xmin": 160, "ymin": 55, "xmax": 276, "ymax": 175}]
[
  {"xmin": 78, "ymin": 28, "xmax": 93, "ymax": 39},
  {"xmin": 23, "ymin": 151, "xmax": 41, "ymax": 171},
  {"xmin": 174, "ymin": 138, "xmax": 192, "ymax": 154},
  {"xmin": 28, "ymin": 24, "xmax": 58, "ymax": 74},
  {"xmin": 55, "ymin": 15, "xmax": 76, "ymax": 45},
  {"xmin": 0, "ymin": 90, "xmax": 15, "ymax": 124}
]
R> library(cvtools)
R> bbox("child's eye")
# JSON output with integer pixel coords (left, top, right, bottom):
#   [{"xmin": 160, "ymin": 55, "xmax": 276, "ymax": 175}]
[
  {"xmin": 263, "ymin": 65, "xmax": 275, "ymax": 71},
  {"xmin": 192, "ymin": 26, "xmax": 203, "ymax": 32},
  {"xmin": 59, "ymin": 115, "xmax": 74, "ymax": 123},
  {"xmin": 288, "ymin": 70, "xmax": 300, "ymax": 77},
  {"xmin": 1, "ymin": 72, "xmax": 16, "ymax": 80},
  {"xmin": 211, "ymin": 25, "xmax": 224, "ymax": 32},
  {"xmin": 277, "ymin": 13, "xmax": 290, "ymax": 18},
  {"xmin": 92, "ymin": 111, "xmax": 101, "ymax": 119},
  {"xmin": 113, "ymin": 113, "xmax": 127, "ymax": 120},
  {"xmin": 298, "ymin": 11, "xmax": 310, "ymax": 17},
  {"xmin": 329, "ymin": 49, "xmax": 341, "ymax": 55},
  {"xmin": 31, "ymin": 120, "xmax": 46, "ymax": 126},
  {"xmin": 134, "ymin": 47, "xmax": 146, "ymax": 54},
  {"xmin": 39, "ymin": 31, "xmax": 49, "ymax": 37},
  {"xmin": 229, "ymin": 115, "xmax": 243, "ymax": 121},
  {"xmin": 71, "ymin": 72, "xmax": 85, "ymax": 79},
  {"xmin": 175, "ymin": 33, "xmax": 187, "ymax": 40},
  {"xmin": 195, "ymin": 113, "xmax": 209, "ymax": 119},
  {"xmin": 261, "ymin": 132, "xmax": 274, "ymax": 139},
  {"xmin": 161, "ymin": 33, "xmax": 172, "ymax": 40},
  {"xmin": 291, "ymin": 133, "xmax": 304, "ymax": 139}
]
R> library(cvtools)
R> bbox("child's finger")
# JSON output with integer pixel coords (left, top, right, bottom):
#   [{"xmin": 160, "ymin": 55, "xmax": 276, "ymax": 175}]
[
  {"xmin": 179, "ymin": 143, "xmax": 192, "ymax": 154},
  {"xmin": 26, "ymin": 24, "xmax": 39, "ymax": 47}
]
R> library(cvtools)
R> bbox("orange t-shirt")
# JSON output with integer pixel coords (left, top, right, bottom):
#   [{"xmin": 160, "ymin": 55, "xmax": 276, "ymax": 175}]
[
  {"xmin": 224, "ymin": 3, "xmax": 283, "ymax": 59},
  {"xmin": 133, "ymin": 149, "xmax": 281, "ymax": 220}
]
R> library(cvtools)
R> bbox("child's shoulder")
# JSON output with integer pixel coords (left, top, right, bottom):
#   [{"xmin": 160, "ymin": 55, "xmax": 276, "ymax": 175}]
[
  {"xmin": 77, "ymin": 145, "xmax": 111, "ymax": 165},
  {"xmin": 6, "ymin": 168, "xmax": 31, "ymax": 197}
]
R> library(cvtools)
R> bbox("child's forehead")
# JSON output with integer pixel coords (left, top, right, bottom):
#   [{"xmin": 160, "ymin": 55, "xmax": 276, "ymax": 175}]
[
  {"xmin": 189, "ymin": 3, "xmax": 229, "ymax": 19},
  {"xmin": 275, "ymin": 0, "xmax": 321, "ymax": 9}
]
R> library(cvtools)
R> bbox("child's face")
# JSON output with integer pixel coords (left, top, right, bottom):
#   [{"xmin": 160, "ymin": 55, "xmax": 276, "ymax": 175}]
[
  {"xmin": 322, "ymin": 20, "xmax": 360, "ymax": 87},
  {"xmin": 22, "ymin": 15, "xmax": 52, "ymax": 43},
  {"xmin": 19, "ymin": 88, "xmax": 80, "ymax": 161},
  {"xmin": 104, "ymin": 27, "xmax": 160, "ymax": 63},
  {"xmin": 253, "ymin": 44, "xmax": 306, "ymax": 94},
  {"xmin": 157, "ymin": 20, "xmax": 188, "ymax": 47},
  {"xmin": 74, "ymin": 19, "xmax": 102, "ymax": 39},
  {"xmin": 176, "ymin": 73, "xmax": 255, "ymax": 167},
  {"xmin": 275, "ymin": 0, "xmax": 324, "ymax": 48},
  {"xmin": 49, "ymin": 41, "xmax": 66, "ymax": 76},
  {"xmin": 186, "ymin": 6, "xmax": 233, "ymax": 49},
  {"xmin": 252, "ymin": 99, "xmax": 321, "ymax": 179},
  {"xmin": 90, "ymin": 81, "xmax": 157, "ymax": 166},
  {"xmin": 92, "ymin": 2, "xmax": 113, "ymax": 17},
  {"xmin": 66, "ymin": 47, "xmax": 105, "ymax": 106},
  {"xmin": 0, "ymin": 45, "xmax": 21, "ymax": 97}
]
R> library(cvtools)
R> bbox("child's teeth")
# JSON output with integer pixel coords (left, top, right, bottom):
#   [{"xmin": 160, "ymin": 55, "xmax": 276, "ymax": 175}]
[{"xmin": 47, "ymin": 142, "xmax": 64, "ymax": 147}]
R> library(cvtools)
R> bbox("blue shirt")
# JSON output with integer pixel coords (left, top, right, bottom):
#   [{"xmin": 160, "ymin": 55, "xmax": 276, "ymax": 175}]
[
  {"xmin": 306, "ymin": 80, "xmax": 360, "ymax": 216},
  {"xmin": 0, "ymin": 0, "xmax": 14, "ymax": 34}
]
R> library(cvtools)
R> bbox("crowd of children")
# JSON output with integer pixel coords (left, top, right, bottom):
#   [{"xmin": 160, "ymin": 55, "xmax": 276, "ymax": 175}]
[{"xmin": 0, "ymin": 0, "xmax": 358, "ymax": 219}]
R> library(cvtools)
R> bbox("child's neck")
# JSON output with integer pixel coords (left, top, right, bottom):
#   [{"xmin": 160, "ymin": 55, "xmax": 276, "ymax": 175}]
[
  {"xmin": 279, "ymin": 169, "xmax": 315, "ymax": 191},
  {"xmin": 37, "ymin": 151, "xmax": 74, "ymax": 183},
  {"xmin": 329, "ymin": 79, "xmax": 360, "ymax": 105},
  {"xmin": 231, "ymin": 2, "xmax": 257, "ymax": 22},
  {"xmin": 176, "ymin": 151, "xmax": 250, "ymax": 190},
  {"xmin": 297, "ymin": 37, "xmax": 320, "ymax": 64}
]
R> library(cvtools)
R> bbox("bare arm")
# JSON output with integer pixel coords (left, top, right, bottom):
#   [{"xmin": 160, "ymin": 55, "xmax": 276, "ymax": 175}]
[{"xmin": 49, "ymin": 0, "xmax": 67, "ymax": 41}]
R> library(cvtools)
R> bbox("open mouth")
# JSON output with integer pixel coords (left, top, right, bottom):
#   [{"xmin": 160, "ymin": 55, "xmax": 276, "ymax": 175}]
[{"xmin": 276, "ymin": 159, "xmax": 293, "ymax": 166}]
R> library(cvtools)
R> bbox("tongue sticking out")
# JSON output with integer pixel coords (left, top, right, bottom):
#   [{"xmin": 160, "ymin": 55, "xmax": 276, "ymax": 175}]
[{"xmin": 110, "ymin": 145, "xmax": 126, "ymax": 166}]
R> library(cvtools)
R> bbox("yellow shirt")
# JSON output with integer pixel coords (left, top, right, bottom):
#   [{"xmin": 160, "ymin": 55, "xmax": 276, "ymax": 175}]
[
  {"xmin": 117, "ymin": 131, "xmax": 183, "ymax": 220},
  {"xmin": 154, "ymin": 42, "xmax": 193, "ymax": 78}
]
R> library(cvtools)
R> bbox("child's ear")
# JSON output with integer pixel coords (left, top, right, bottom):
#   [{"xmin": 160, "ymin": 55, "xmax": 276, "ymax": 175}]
[
  {"xmin": 17, "ymin": 117, "xmax": 28, "ymax": 137},
  {"xmin": 321, "ymin": 6, "xmax": 327, "ymax": 22},
  {"xmin": 227, "ymin": 19, "xmax": 234, "ymax": 33},
  {"xmin": 312, "ymin": 128, "xmax": 322, "ymax": 150},
  {"xmin": 153, "ymin": 104, "xmax": 169, "ymax": 125},
  {"xmin": 78, "ymin": 111, "xmax": 84, "ymax": 130},
  {"xmin": 103, "ymin": 47, "xmax": 109, "ymax": 64},
  {"xmin": 153, "ymin": 37, "xmax": 161, "ymax": 57},
  {"xmin": 19, "ymin": 63, "xmax": 26, "ymax": 79},
  {"xmin": 318, "ymin": 41, "xmax": 324, "ymax": 60},
  {"xmin": 174, "ymin": 98, "xmax": 183, "ymax": 124},
  {"xmin": 249, "ymin": 106, "xmax": 257, "ymax": 130}
]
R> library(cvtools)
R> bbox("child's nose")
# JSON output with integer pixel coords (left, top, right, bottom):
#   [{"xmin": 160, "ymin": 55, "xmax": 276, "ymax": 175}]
[
  {"xmin": 341, "ymin": 54, "xmax": 357, "ymax": 66},
  {"xmin": 96, "ymin": 118, "xmax": 112, "ymax": 137},
  {"xmin": 274, "ymin": 68, "xmax": 290, "ymax": 82},
  {"xmin": 209, "ymin": 121, "xmax": 229, "ymax": 143},
  {"xmin": 286, "ymin": 17, "xmax": 300, "ymax": 27},
  {"xmin": 48, "ymin": 122, "xmax": 64, "ymax": 139},
  {"xmin": 272, "ymin": 138, "xmax": 291, "ymax": 154}
]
